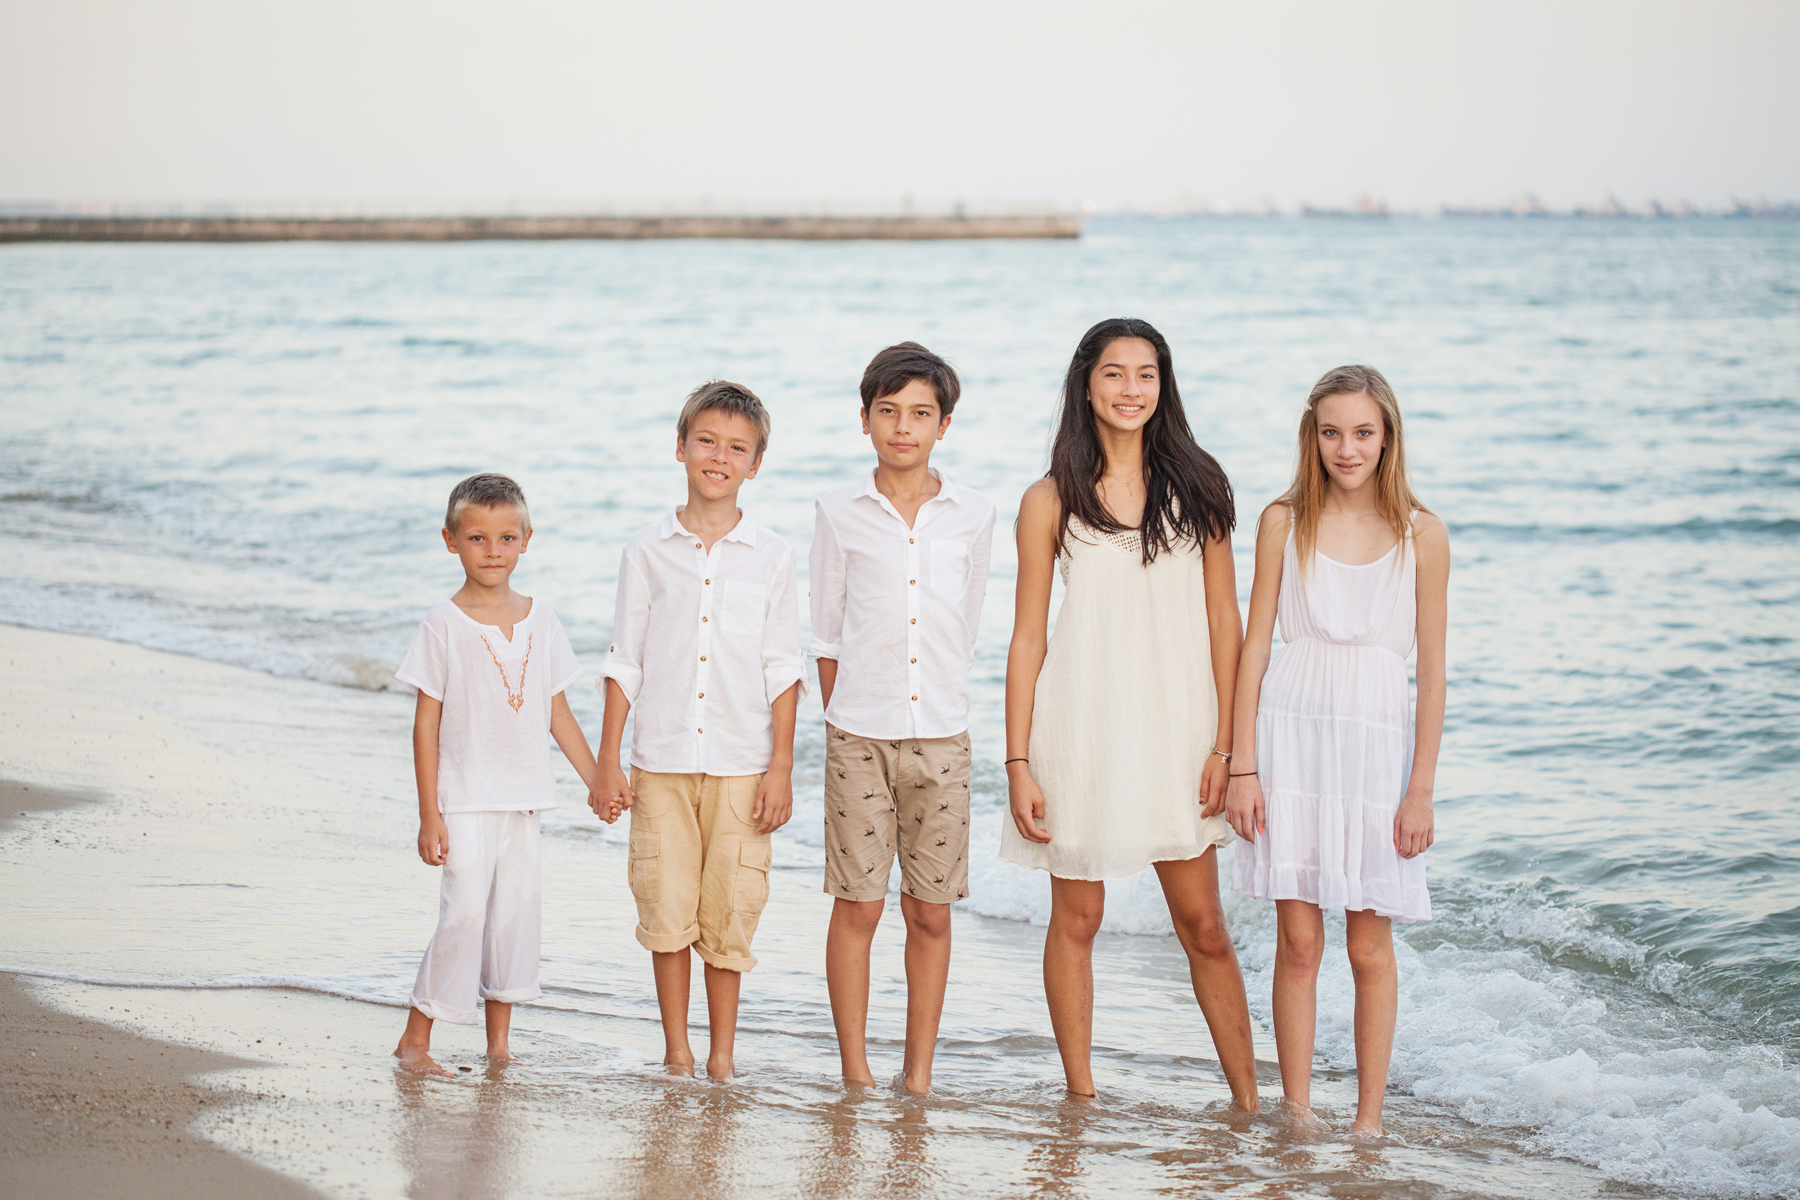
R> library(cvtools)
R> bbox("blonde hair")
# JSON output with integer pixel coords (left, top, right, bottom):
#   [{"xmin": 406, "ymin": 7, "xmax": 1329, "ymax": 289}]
[
  {"xmin": 678, "ymin": 380, "xmax": 771, "ymax": 456},
  {"xmin": 1279, "ymin": 365, "xmax": 1428, "ymax": 568}
]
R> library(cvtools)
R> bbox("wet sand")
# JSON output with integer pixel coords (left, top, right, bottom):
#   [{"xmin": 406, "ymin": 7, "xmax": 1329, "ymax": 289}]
[{"xmin": 0, "ymin": 781, "xmax": 319, "ymax": 1200}]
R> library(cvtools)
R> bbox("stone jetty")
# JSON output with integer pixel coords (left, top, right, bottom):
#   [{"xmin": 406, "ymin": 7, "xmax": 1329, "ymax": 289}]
[{"xmin": 0, "ymin": 214, "xmax": 1081, "ymax": 242}]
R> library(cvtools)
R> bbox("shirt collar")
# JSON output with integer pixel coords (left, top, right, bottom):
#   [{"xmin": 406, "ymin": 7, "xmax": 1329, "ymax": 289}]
[
  {"xmin": 661, "ymin": 507, "xmax": 759, "ymax": 547},
  {"xmin": 856, "ymin": 467, "xmax": 959, "ymax": 506}
]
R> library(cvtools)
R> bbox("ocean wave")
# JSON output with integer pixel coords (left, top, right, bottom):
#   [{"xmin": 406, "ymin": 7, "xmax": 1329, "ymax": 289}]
[
  {"xmin": 1450, "ymin": 517, "xmax": 1800, "ymax": 542},
  {"xmin": 2, "ymin": 965, "xmax": 410, "ymax": 1008}
]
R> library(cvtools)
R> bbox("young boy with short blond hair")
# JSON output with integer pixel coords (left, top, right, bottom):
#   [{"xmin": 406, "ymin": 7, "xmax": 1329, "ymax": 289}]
[
  {"xmin": 810, "ymin": 342, "xmax": 996, "ymax": 1094},
  {"xmin": 393, "ymin": 473, "xmax": 606, "ymax": 1076},
  {"xmin": 594, "ymin": 380, "xmax": 806, "ymax": 1080}
]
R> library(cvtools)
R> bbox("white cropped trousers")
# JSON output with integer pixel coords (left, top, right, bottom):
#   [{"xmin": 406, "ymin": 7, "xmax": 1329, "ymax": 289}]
[{"xmin": 411, "ymin": 809, "xmax": 542, "ymax": 1025}]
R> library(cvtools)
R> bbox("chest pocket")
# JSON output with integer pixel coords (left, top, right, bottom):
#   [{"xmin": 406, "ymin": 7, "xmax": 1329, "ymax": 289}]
[
  {"xmin": 929, "ymin": 539, "xmax": 970, "ymax": 599},
  {"xmin": 720, "ymin": 580, "xmax": 767, "ymax": 634}
]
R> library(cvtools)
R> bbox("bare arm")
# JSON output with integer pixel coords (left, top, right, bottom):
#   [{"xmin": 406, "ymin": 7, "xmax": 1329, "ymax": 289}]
[
  {"xmin": 1224, "ymin": 504, "xmax": 1289, "ymax": 842},
  {"xmin": 752, "ymin": 682, "xmax": 801, "ymax": 833},
  {"xmin": 1395, "ymin": 513, "xmax": 1449, "ymax": 858},
  {"xmin": 413, "ymin": 692, "xmax": 448, "ymax": 865},
  {"xmin": 1199, "ymin": 530, "xmax": 1242, "ymax": 818},
  {"xmin": 549, "ymin": 690, "xmax": 603, "ymax": 812},
  {"xmin": 816, "ymin": 658, "xmax": 838, "ymax": 713},
  {"xmin": 591, "ymin": 678, "xmax": 634, "ymax": 820},
  {"xmin": 1005, "ymin": 480, "xmax": 1060, "ymax": 844}
]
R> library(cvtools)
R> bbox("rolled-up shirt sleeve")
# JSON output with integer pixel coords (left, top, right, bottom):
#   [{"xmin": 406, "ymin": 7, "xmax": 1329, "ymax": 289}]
[
  {"xmin": 964, "ymin": 503, "xmax": 997, "ymax": 659},
  {"xmin": 598, "ymin": 543, "xmax": 649, "ymax": 703},
  {"xmin": 763, "ymin": 543, "xmax": 810, "ymax": 706},
  {"xmin": 807, "ymin": 500, "xmax": 846, "ymax": 662}
]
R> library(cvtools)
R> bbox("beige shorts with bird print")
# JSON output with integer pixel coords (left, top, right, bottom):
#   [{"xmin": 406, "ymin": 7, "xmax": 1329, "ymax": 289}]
[{"xmin": 822, "ymin": 724, "xmax": 971, "ymax": 904}]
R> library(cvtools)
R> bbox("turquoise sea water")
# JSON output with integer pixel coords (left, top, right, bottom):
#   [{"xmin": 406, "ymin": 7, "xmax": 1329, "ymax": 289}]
[{"xmin": 2, "ymin": 217, "xmax": 1797, "ymax": 1197}]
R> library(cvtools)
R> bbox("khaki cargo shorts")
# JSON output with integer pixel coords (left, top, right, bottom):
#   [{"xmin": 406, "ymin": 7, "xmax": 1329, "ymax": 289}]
[
  {"xmin": 627, "ymin": 770, "xmax": 772, "ymax": 972},
  {"xmin": 823, "ymin": 724, "xmax": 971, "ymax": 904}
]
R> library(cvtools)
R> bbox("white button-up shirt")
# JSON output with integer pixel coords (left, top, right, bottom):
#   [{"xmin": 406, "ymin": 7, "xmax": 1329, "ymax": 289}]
[
  {"xmin": 809, "ymin": 468, "xmax": 996, "ymax": 740},
  {"xmin": 600, "ymin": 509, "xmax": 807, "ymax": 776}
]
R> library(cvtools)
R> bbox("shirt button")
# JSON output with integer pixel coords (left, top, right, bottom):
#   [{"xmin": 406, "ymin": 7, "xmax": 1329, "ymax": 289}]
[
  {"xmin": 695, "ymin": 542, "xmax": 702, "ymax": 549},
  {"xmin": 909, "ymin": 579, "xmax": 916, "ymax": 585},
  {"xmin": 910, "ymin": 657, "xmax": 917, "ymax": 663},
  {"xmin": 698, "ymin": 727, "xmax": 704, "ymax": 733},
  {"xmin": 911, "ymin": 695, "xmax": 918, "ymax": 701},
  {"xmin": 700, "ymin": 655, "xmax": 707, "ymax": 661},
  {"xmin": 910, "ymin": 618, "xmax": 917, "ymax": 624},
  {"xmin": 705, "ymin": 579, "xmax": 711, "ymax": 585},
  {"xmin": 909, "ymin": 538, "xmax": 915, "ymax": 544},
  {"xmin": 698, "ymin": 692, "xmax": 704, "ymax": 698},
  {"xmin": 702, "ymin": 616, "xmax": 708, "ymax": 622}
]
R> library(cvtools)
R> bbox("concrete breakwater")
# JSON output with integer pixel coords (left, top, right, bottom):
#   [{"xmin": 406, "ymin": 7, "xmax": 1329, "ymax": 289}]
[{"xmin": 0, "ymin": 214, "xmax": 1082, "ymax": 242}]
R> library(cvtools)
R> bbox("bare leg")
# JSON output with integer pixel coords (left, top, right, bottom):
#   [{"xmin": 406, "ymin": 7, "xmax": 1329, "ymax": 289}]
[
  {"xmin": 704, "ymin": 964, "xmax": 742, "ymax": 1080},
  {"xmin": 1044, "ymin": 876, "xmax": 1105, "ymax": 1097},
  {"xmin": 1153, "ymin": 852, "xmax": 1260, "ymax": 1112},
  {"xmin": 1345, "ymin": 909, "xmax": 1397, "ymax": 1135},
  {"xmin": 483, "ymin": 1001, "xmax": 514, "ymax": 1061},
  {"xmin": 899, "ymin": 894, "xmax": 951, "ymax": 1094},
  {"xmin": 651, "ymin": 948, "xmax": 695, "ymax": 1074},
  {"xmin": 393, "ymin": 1007, "xmax": 451, "ymax": 1077},
  {"xmin": 825, "ymin": 897, "xmax": 885, "ymax": 1087},
  {"xmin": 1272, "ymin": 899, "xmax": 1326, "ymax": 1116}
]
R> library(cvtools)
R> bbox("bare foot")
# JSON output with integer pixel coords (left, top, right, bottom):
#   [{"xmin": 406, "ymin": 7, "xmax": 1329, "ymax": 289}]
[
  {"xmin": 706, "ymin": 1054, "xmax": 734, "ymax": 1082},
  {"xmin": 485, "ymin": 1050, "xmax": 520, "ymax": 1066},
  {"xmin": 1277, "ymin": 1098, "xmax": 1331, "ymax": 1135},
  {"xmin": 1348, "ymin": 1120, "xmax": 1386, "ymax": 1139},
  {"xmin": 663, "ymin": 1052, "xmax": 696, "ymax": 1077},
  {"xmin": 394, "ymin": 1046, "xmax": 452, "ymax": 1078},
  {"xmin": 1063, "ymin": 1089, "xmax": 1099, "ymax": 1106},
  {"xmin": 842, "ymin": 1072, "xmax": 878, "ymax": 1093}
]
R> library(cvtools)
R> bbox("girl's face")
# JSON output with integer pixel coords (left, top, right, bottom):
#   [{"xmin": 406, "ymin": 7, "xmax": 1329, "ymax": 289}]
[
  {"xmin": 1087, "ymin": 338, "xmax": 1160, "ymax": 436},
  {"xmin": 1314, "ymin": 390, "xmax": 1387, "ymax": 492}
]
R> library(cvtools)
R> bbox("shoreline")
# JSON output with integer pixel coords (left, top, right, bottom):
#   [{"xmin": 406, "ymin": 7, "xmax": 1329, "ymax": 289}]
[{"xmin": 0, "ymin": 781, "xmax": 320, "ymax": 1200}]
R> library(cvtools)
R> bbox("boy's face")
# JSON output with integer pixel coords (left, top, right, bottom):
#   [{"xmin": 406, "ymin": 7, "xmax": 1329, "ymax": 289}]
[
  {"xmin": 441, "ymin": 504, "xmax": 531, "ymax": 587},
  {"xmin": 676, "ymin": 409, "xmax": 763, "ymax": 502},
  {"xmin": 861, "ymin": 378, "xmax": 949, "ymax": 471}
]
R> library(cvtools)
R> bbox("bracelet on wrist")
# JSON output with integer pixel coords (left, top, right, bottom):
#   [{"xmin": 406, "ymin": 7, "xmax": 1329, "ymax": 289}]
[
  {"xmin": 1005, "ymin": 757, "xmax": 1029, "ymax": 766},
  {"xmin": 1208, "ymin": 746, "xmax": 1233, "ymax": 762},
  {"xmin": 1229, "ymin": 770, "xmax": 1258, "ymax": 778}
]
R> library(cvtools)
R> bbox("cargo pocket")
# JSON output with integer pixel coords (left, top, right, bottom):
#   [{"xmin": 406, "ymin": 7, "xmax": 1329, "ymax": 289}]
[
  {"xmin": 734, "ymin": 840, "xmax": 771, "ymax": 916},
  {"xmin": 628, "ymin": 830, "xmax": 661, "ymax": 904}
]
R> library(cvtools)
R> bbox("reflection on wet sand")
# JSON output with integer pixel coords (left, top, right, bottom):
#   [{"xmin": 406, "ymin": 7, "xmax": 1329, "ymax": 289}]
[
  {"xmin": 1023, "ymin": 1100, "xmax": 1094, "ymax": 1198},
  {"xmin": 395, "ymin": 1062, "xmax": 526, "ymax": 1200},
  {"xmin": 614, "ymin": 1077, "xmax": 752, "ymax": 1200}
]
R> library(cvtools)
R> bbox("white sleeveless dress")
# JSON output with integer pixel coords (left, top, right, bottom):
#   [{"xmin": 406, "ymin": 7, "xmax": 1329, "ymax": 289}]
[
  {"xmin": 998, "ymin": 517, "xmax": 1232, "ymax": 880},
  {"xmin": 1231, "ymin": 524, "xmax": 1431, "ymax": 921}
]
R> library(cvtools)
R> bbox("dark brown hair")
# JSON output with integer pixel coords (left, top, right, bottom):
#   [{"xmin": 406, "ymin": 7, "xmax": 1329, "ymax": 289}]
[
  {"xmin": 859, "ymin": 342, "xmax": 961, "ymax": 417},
  {"xmin": 678, "ymin": 379, "xmax": 771, "ymax": 456},
  {"xmin": 1048, "ymin": 317, "xmax": 1234, "ymax": 563}
]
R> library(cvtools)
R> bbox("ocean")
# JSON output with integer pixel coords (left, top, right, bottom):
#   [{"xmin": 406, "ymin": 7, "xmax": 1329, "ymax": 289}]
[{"xmin": 2, "ymin": 216, "xmax": 1797, "ymax": 1198}]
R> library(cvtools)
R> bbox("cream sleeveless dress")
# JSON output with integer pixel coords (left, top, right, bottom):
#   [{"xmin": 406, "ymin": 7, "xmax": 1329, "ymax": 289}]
[
  {"xmin": 998, "ymin": 516, "xmax": 1231, "ymax": 880},
  {"xmin": 1231, "ymin": 522, "xmax": 1431, "ymax": 921}
]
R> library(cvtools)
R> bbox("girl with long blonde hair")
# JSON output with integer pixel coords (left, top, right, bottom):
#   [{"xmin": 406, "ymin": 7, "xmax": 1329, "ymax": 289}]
[{"xmin": 1225, "ymin": 365, "xmax": 1449, "ymax": 1135}]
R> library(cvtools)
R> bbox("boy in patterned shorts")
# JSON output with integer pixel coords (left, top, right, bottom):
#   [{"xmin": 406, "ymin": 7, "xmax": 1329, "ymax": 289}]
[{"xmin": 809, "ymin": 343, "xmax": 996, "ymax": 1093}]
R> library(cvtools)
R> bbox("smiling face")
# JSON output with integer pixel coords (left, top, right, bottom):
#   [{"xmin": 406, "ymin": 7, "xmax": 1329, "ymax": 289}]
[
  {"xmin": 676, "ymin": 407, "xmax": 763, "ymax": 501},
  {"xmin": 1087, "ymin": 337, "xmax": 1160, "ymax": 435},
  {"xmin": 861, "ymin": 377, "xmax": 949, "ymax": 470},
  {"xmin": 441, "ymin": 503, "xmax": 531, "ymax": 587},
  {"xmin": 1314, "ymin": 390, "xmax": 1388, "ymax": 493}
]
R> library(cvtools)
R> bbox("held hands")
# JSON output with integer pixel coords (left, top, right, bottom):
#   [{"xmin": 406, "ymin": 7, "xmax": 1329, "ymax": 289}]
[
  {"xmin": 1393, "ymin": 790, "xmax": 1434, "ymax": 858},
  {"xmin": 1224, "ymin": 774, "xmax": 1266, "ymax": 844},
  {"xmin": 751, "ymin": 765, "xmax": 795, "ymax": 834},
  {"xmin": 1007, "ymin": 762, "xmax": 1051, "ymax": 844},
  {"xmin": 417, "ymin": 814, "xmax": 449, "ymax": 866},
  {"xmin": 588, "ymin": 761, "xmax": 634, "ymax": 825},
  {"xmin": 1198, "ymin": 754, "xmax": 1230, "ymax": 818}
]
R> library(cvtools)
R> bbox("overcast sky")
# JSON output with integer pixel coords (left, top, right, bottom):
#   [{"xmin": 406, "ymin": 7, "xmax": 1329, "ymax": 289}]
[{"xmin": 2, "ymin": 0, "xmax": 1795, "ymax": 210}]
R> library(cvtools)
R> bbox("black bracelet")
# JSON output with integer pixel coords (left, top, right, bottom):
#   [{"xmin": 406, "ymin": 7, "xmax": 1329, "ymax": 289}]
[
  {"xmin": 1005, "ymin": 757, "xmax": 1029, "ymax": 765},
  {"xmin": 1229, "ymin": 770, "xmax": 1258, "ymax": 777}
]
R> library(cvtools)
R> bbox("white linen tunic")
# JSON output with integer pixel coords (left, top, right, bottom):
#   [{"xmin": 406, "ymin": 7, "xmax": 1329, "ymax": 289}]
[
  {"xmin": 1231, "ymin": 527, "xmax": 1431, "ymax": 922},
  {"xmin": 600, "ymin": 509, "xmax": 807, "ymax": 777}
]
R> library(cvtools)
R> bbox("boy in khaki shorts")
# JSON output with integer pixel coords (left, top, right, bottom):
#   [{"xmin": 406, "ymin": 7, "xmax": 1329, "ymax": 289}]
[
  {"xmin": 809, "ymin": 342, "xmax": 996, "ymax": 1094},
  {"xmin": 593, "ymin": 381, "xmax": 806, "ymax": 1080}
]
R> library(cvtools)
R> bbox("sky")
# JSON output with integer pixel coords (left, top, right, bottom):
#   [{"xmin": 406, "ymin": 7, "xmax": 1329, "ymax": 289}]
[{"xmin": 1, "ymin": 0, "xmax": 1796, "ymax": 212}]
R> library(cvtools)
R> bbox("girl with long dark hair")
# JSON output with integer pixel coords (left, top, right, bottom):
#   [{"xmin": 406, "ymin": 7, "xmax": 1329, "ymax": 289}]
[{"xmin": 999, "ymin": 318, "xmax": 1259, "ymax": 1107}]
